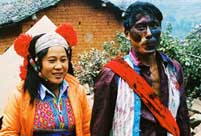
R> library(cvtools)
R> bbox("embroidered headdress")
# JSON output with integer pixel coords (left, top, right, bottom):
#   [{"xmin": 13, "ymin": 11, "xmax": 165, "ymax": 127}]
[
  {"xmin": 35, "ymin": 32, "xmax": 69, "ymax": 54},
  {"xmin": 14, "ymin": 23, "xmax": 77, "ymax": 80}
]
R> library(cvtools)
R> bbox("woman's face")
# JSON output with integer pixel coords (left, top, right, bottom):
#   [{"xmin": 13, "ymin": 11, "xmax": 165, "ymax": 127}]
[{"xmin": 41, "ymin": 46, "xmax": 68, "ymax": 85}]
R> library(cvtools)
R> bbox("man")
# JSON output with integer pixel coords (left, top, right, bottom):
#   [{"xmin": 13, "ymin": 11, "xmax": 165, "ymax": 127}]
[{"xmin": 90, "ymin": 2, "xmax": 191, "ymax": 136}]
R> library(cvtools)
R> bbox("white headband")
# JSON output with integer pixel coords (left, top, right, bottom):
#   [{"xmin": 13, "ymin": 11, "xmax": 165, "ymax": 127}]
[{"xmin": 35, "ymin": 32, "xmax": 69, "ymax": 54}]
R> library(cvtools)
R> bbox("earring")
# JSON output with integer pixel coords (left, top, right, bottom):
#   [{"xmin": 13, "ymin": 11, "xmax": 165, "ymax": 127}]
[
  {"xmin": 35, "ymin": 57, "xmax": 38, "ymax": 62},
  {"xmin": 29, "ymin": 58, "xmax": 38, "ymax": 72},
  {"xmin": 38, "ymin": 72, "xmax": 48, "ymax": 81}
]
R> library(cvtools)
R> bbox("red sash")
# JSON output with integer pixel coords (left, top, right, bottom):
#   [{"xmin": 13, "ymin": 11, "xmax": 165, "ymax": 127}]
[{"xmin": 104, "ymin": 57, "xmax": 180, "ymax": 136}]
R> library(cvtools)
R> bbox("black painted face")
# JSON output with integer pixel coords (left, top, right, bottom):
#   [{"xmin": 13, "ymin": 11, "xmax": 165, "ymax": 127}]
[{"xmin": 128, "ymin": 14, "xmax": 161, "ymax": 54}]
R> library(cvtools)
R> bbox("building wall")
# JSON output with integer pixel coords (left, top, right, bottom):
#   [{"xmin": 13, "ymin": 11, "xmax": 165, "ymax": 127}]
[{"xmin": 0, "ymin": 0, "xmax": 123, "ymax": 61}]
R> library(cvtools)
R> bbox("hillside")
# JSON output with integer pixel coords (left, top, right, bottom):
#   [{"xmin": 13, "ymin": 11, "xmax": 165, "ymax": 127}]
[{"xmin": 107, "ymin": 0, "xmax": 201, "ymax": 39}]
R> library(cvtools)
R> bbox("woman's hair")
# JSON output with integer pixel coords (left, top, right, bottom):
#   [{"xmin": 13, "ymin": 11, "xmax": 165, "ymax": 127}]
[
  {"xmin": 67, "ymin": 47, "xmax": 74, "ymax": 75},
  {"xmin": 24, "ymin": 34, "xmax": 71, "ymax": 104},
  {"xmin": 123, "ymin": 1, "xmax": 163, "ymax": 33}
]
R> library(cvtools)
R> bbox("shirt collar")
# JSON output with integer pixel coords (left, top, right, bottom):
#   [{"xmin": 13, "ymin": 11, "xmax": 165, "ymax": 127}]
[
  {"xmin": 129, "ymin": 50, "xmax": 141, "ymax": 66},
  {"xmin": 129, "ymin": 50, "xmax": 170, "ymax": 67},
  {"xmin": 38, "ymin": 80, "xmax": 69, "ymax": 100}
]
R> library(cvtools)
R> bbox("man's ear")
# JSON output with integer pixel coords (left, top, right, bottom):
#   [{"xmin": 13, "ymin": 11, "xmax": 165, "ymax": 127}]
[{"xmin": 125, "ymin": 30, "xmax": 131, "ymax": 40}]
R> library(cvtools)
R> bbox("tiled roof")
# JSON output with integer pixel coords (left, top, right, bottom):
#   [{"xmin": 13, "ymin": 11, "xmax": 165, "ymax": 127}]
[
  {"xmin": 0, "ymin": 0, "xmax": 61, "ymax": 26},
  {"xmin": 0, "ymin": 0, "xmax": 128, "ymax": 26},
  {"xmin": 101, "ymin": 0, "xmax": 134, "ymax": 10}
]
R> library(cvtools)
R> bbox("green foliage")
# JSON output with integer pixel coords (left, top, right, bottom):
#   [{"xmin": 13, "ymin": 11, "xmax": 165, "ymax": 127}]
[
  {"xmin": 102, "ymin": 32, "xmax": 131, "ymax": 57},
  {"xmin": 159, "ymin": 24, "xmax": 201, "ymax": 98},
  {"xmin": 73, "ymin": 48, "xmax": 110, "ymax": 90},
  {"xmin": 73, "ymin": 33, "xmax": 130, "ymax": 91},
  {"xmin": 180, "ymin": 25, "xmax": 201, "ymax": 98},
  {"xmin": 159, "ymin": 24, "xmax": 182, "ymax": 59}
]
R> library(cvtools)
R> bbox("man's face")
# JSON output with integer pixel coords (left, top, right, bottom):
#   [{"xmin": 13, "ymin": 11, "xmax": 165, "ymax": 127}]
[{"xmin": 128, "ymin": 14, "xmax": 161, "ymax": 54}]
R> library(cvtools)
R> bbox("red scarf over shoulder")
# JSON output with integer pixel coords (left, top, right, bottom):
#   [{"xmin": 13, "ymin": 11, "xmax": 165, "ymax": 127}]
[{"xmin": 104, "ymin": 57, "xmax": 180, "ymax": 136}]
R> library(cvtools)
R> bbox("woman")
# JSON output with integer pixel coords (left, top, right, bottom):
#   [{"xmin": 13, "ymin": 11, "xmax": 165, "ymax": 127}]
[{"xmin": 0, "ymin": 23, "xmax": 91, "ymax": 136}]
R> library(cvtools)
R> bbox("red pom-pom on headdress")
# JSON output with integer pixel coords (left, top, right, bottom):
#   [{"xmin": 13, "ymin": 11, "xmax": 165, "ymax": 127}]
[
  {"xmin": 14, "ymin": 34, "xmax": 32, "ymax": 80},
  {"xmin": 56, "ymin": 23, "xmax": 77, "ymax": 47},
  {"xmin": 14, "ymin": 34, "xmax": 32, "ymax": 58}
]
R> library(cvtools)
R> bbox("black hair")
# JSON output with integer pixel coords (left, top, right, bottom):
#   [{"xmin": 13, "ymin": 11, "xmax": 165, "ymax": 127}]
[
  {"xmin": 24, "ymin": 34, "xmax": 72, "ymax": 104},
  {"xmin": 0, "ymin": 116, "xmax": 2, "ymax": 129},
  {"xmin": 67, "ymin": 47, "xmax": 74, "ymax": 75},
  {"xmin": 123, "ymin": 1, "xmax": 163, "ymax": 34}
]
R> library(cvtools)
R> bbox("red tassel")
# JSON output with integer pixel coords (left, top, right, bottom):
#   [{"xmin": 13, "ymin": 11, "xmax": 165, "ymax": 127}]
[
  {"xmin": 19, "ymin": 59, "xmax": 28, "ymax": 80},
  {"xmin": 14, "ymin": 34, "xmax": 32, "ymax": 80}
]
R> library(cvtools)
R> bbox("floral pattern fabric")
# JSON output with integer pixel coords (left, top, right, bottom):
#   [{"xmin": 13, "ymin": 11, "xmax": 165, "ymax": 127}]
[{"xmin": 33, "ymin": 82, "xmax": 75, "ymax": 132}]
